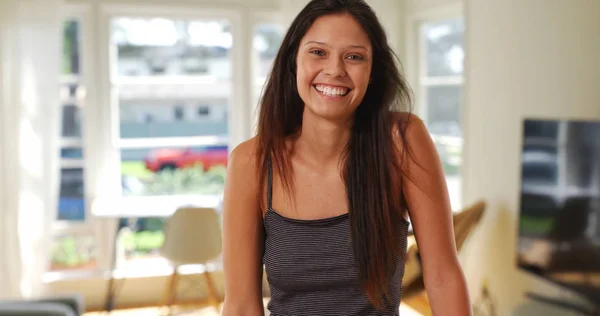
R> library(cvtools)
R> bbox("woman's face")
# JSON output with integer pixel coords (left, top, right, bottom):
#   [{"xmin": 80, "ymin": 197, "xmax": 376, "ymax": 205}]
[{"xmin": 296, "ymin": 13, "xmax": 373, "ymax": 121}]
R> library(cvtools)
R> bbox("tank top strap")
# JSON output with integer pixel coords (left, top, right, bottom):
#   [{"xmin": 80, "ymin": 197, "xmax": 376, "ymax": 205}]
[{"xmin": 266, "ymin": 155, "xmax": 273, "ymax": 211}]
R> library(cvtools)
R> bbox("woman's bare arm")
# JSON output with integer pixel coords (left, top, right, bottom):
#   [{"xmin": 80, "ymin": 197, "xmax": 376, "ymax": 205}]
[
  {"xmin": 221, "ymin": 138, "xmax": 265, "ymax": 316},
  {"xmin": 399, "ymin": 114, "xmax": 472, "ymax": 316}
]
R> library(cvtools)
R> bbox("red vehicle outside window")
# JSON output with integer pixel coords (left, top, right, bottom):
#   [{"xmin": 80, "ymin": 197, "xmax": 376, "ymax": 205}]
[{"xmin": 144, "ymin": 146, "xmax": 228, "ymax": 172}]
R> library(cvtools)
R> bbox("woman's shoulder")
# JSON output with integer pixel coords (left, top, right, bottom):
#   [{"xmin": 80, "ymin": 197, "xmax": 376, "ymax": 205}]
[
  {"xmin": 390, "ymin": 111, "xmax": 427, "ymax": 140},
  {"xmin": 230, "ymin": 136, "xmax": 258, "ymax": 158},
  {"xmin": 227, "ymin": 137, "xmax": 260, "ymax": 179}
]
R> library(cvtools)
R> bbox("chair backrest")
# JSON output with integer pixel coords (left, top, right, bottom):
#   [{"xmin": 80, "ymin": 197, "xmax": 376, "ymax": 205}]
[
  {"xmin": 160, "ymin": 206, "xmax": 222, "ymax": 265},
  {"xmin": 402, "ymin": 200, "xmax": 487, "ymax": 299},
  {"xmin": 453, "ymin": 200, "xmax": 486, "ymax": 250}
]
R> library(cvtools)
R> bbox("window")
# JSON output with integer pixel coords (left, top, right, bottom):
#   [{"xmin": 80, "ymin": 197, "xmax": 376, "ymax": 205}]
[
  {"xmin": 57, "ymin": 168, "xmax": 85, "ymax": 221},
  {"xmin": 51, "ymin": 233, "xmax": 98, "ymax": 271},
  {"xmin": 51, "ymin": 17, "xmax": 99, "ymax": 272},
  {"xmin": 173, "ymin": 106, "xmax": 184, "ymax": 121},
  {"xmin": 49, "ymin": 8, "xmax": 281, "ymax": 280},
  {"xmin": 197, "ymin": 105, "xmax": 210, "ymax": 117},
  {"xmin": 59, "ymin": 20, "xmax": 85, "ymax": 223},
  {"xmin": 252, "ymin": 22, "xmax": 285, "ymax": 130},
  {"xmin": 110, "ymin": 17, "xmax": 232, "ymax": 265},
  {"xmin": 419, "ymin": 18, "xmax": 464, "ymax": 210}
]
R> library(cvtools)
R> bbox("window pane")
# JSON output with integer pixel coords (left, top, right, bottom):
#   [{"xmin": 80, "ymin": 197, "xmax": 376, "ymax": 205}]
[
  {"xmin": 254, "ymin": 23, "xmax": 284, "ymax": 79},
  {"xmin": 50, "ymin": 234, "xmax": 97, "ymax": 271},
  {"xmin": 61, "ymin": 104, "xmax": 82, "ymax": 138},
  {"xmin": 58, "ymin": 168, "xmax": 85, "ymax": 221},
  {"xmin": 426, "ymin": 85, "xmax": 462, "ymax": 168},
  {"xmin": 425, "ymin": 85, "xmax": 463, "ymax": 209},
  {"xmin": 62, "ymin": 20, "xmax": 80, "ymax": 75},
  {"xmin": 116, "ymin": 217, "xmax": 166, "ymax": 265},
  {"xmin": 121, "ymin": 145, "xmax": 227, "ymax": 196},
  {"xmin": 58, "ymin": 19, "xmax": 86, "ymax": 222},
  {"xmin": 426, "ymin": 85, "xmax": 462, "ymax": 129},
  {"xmin": 422, "ymin": 18, "xmax": 464, "ymax": 77},
  {"xmin": 118, "ymin": 99, "xmax": 228, "ymax": 139},
  {"xmin": 61, "ymin": 147, "xmax": 83, "ymax": 159},
  {"xmin": 253, "ymin": 23, "xmax": 285, "ymax": 107},
  {"xmin": 112, "ymin": 16, "xmax": 231, "ymax": 199},
  {"xmin": 59, "ymin": 83, "xmax": 84, "ymax": 101},
  {"xmin": 112, "ymin": 18, "xmax": 231, "ymax": 78}
]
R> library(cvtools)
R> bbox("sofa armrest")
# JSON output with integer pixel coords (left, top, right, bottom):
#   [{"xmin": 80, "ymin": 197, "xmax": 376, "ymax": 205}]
[
  {"xmin": 37, "ymin": 294, "xmax": 85, "ymax": 316},
  {"xmin": 0, "ymin": 302, "xmax": 76, "ymax": 316}
]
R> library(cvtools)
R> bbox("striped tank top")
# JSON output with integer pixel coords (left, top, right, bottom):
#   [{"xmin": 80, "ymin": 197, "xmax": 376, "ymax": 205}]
[{"xmin": 262, "ymin": 160, "xmax": 410, "ymax": 315}]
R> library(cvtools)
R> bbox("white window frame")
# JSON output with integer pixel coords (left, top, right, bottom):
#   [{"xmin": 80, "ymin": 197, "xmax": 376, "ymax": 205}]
[
  {"xmin": 417, "ymin": 21, "xmax": 464, "ymax": 126},
  {"xmin": 47, "ymin": 2, "xmax": 104, "ymax": 281},
  {"xmin": 406, "ymin": 4, "xmax": 466, "ymax": 211},
  {"xmin": 89, "ymin": 3, "xmax": 257, "ymax": 277},
  {"xmin": 91, "ymin": 3, "xmax": 248, "ymax": 210},
  {"xmin": 48, "ymin": 2, "xmax": 284, "ymax": 282},
  {"xmin": 54, "ymin": 4, "xmax": 92, "ymax": 232},
  {"xmin": 90, "ymin": 9, "xmax": 287, "ymax": 217}
]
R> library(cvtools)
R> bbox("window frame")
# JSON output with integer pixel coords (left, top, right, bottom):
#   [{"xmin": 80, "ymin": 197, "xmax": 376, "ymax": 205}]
[
  {"xmin": 53, "ymin": 4, "xmax": 95, "ymax": 234},
  {"xmin": 90, "ymin": 3, "xmax": 257, "ymax": 276},
  {"xmin": 406, "ymin": 4, "xmax": 466, "ymax": 211},
  {"xmin": 417, "ymin": 19, "xmax": 464, "ymax": 125},
  {"xmin": 47, "ymin": 2, "xmax": 105, "ymax": 280},
  {"xmin": 47, "ymin": 3, "xmax": 286, "ymax": 282},
  {"xmin": 93, "ymin": 6, "xmax": 286, "ymax": 206},
  {"xmin": 102, "ymin": 3, "xmax": 248, "ymax": 144},
  {"xmin": 91, "ymin": 4, "xmax": 248, "ymax": 208}
]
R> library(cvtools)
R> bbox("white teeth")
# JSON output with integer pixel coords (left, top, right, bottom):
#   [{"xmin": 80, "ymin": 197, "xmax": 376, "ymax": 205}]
[{"xmin": 315, "ymin": 84, "xmax": 349, "ymax": 97}]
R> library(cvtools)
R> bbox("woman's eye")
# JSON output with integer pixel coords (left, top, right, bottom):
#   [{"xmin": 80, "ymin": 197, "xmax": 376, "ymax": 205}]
[
  {"xmin": 310, "ymin": 49, "xmax": 325, "ymax": 56},
  {"xmin": 346, "ymin": 54, "xmax": 364, "ymax": 60}
]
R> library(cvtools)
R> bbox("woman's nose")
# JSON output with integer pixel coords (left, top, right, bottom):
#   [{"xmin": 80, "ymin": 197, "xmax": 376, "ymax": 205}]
[{"xmin": 323, "ymin": 57, "xmax": 346, "ymax": 78}]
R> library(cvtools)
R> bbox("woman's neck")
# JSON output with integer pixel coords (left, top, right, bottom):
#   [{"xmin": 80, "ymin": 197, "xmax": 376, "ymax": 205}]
[{"xmin": 293, "ymin": 108, "xmax": 352, "ymax": 170}]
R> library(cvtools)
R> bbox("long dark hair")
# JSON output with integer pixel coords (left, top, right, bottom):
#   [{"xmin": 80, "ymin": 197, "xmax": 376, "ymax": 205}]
[{"xmin": 256, "ymin": 0, "xmax": 413, "ymax": 309}]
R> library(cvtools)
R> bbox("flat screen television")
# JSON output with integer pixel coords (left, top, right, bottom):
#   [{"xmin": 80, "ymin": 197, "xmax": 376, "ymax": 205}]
[{"xmin": 517, "ymin": 118, "xmax": 600, "ymax": 304}]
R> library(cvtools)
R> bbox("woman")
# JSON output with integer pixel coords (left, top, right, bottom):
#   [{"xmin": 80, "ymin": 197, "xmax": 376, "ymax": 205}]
[{"xmin": 221, "ymin": 0, "xmax": 471, "ymax": 315}]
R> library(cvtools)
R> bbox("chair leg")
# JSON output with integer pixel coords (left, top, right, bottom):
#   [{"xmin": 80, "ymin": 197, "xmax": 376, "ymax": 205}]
[
  {"xmin": 162, "ymin": 266, "xmax": 180, "ymax": 315},
  {"xmin": 203, "ymin": 270, "xmax": 219, "ymax": 311}
]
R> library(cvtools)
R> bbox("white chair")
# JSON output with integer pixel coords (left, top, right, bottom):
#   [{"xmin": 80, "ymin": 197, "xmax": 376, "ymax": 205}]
[{"xmin": 160, "ymin": 206, "xmax": 222, "ymax": 313}]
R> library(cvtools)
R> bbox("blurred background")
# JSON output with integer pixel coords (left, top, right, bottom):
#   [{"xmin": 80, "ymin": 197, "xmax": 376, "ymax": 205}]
[{"xmin": 0, "ymin": 0, "xmax": 598, "ymax": 315}]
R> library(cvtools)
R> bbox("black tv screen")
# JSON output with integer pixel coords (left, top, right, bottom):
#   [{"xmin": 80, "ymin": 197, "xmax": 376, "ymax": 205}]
[{"xmin": 517, "ymin": 118, "xmax": 600, "ymax": 303}]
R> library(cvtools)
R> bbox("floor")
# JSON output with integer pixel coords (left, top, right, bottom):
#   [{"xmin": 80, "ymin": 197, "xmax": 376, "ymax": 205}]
[
  {"xmin": 84, "ymin": 300, "xmax": 423, "ymax": 315},
  {"xmin": 84, "ymin": 305, "xmax": 222, "ymax": 316}
]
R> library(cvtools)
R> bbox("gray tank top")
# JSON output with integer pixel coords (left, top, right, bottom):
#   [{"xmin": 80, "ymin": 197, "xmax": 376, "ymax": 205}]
[{"xmin": 262, "ymin": 159, "xmax": 410, "ymax": 315}]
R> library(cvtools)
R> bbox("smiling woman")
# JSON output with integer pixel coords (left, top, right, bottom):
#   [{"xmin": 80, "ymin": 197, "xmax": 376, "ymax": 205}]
[{"xmin": 222, "ymin": 0, "xmax": 471, "ymax": 316}]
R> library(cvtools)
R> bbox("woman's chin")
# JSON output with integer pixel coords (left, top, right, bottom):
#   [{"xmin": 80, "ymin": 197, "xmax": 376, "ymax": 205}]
[{"xmin": 307, "ymin": 105, "xmax": 354, "ymax": 122}]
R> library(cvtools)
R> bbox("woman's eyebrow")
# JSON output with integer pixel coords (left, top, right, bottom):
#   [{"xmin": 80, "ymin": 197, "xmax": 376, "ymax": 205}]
[{"xmin": 303, "ymin": 40, "xmax": 369, "ymax": 50}]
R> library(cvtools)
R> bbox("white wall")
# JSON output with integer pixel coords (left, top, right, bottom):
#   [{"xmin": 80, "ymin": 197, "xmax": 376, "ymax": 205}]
[
  {"xmin": 406, "ymin": 0, "xmax": 459, "ymax": 15},
  {"xmin": 463, "ymin": 0, "xmax": 600, "ymax": 315},
  {"xmin": 67, "ymin": 0, "xmax": 279, "ymax": 10}
]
